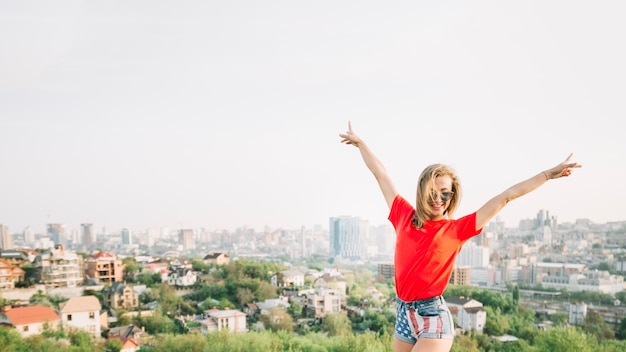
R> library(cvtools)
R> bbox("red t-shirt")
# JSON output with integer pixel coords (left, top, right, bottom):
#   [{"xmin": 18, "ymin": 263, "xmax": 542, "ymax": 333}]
[{"xmin": 388, "ymin": 195, "xmax": 483, "ymax": 301}]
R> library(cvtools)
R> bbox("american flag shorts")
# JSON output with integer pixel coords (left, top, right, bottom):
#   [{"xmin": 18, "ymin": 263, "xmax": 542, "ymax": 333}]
[{"xmin": 394, "ymin": 296, "xmax": 454, "ymax": 343}]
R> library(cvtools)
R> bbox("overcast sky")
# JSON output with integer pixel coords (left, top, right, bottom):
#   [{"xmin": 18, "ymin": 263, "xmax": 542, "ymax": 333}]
[{"xmin": 1, "ymin": 1, "xmax": 624, "ymax": 235}]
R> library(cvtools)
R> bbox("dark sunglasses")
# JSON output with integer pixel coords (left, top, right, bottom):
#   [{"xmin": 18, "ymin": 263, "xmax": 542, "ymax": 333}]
[{"xmin": 429, "ymin": 191, "xmax": 454, "ymax": 203}]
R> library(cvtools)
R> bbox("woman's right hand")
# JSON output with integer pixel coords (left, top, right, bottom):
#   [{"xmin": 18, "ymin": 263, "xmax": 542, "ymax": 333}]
[{"xmin": 339, "ymin": 121, "xmax": 362, "ymax": 147}]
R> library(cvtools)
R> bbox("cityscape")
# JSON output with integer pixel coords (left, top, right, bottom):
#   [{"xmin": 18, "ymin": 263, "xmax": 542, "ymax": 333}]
[{"xmin": 1, "ymin": 207, "xmax": 626, "ymax": 351}]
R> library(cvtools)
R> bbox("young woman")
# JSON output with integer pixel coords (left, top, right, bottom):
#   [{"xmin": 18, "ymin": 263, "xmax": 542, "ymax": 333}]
[{"xmin": 339, "ymin": 122, "xmax": 581, "ymax": 352}]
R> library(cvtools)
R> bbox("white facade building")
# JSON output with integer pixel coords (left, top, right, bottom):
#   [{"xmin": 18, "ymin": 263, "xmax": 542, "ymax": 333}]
[{"xmin": 59, "ymin": 295, "xmax": 102, "ymax": 337}]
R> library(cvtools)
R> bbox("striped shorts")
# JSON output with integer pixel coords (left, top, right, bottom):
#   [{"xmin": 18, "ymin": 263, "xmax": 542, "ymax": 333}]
[{"xmin": 394, "ymin": 296, "xmax": 454, "ymax": 343}]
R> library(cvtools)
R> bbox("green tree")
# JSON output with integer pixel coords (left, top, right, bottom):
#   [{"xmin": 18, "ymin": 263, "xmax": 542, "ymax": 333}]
[
  {"xmin": 254, "ymin": 281, "xmax": 277, "ymax": 302},
  {"xmin": 451, "ymin": 333, "xmax": 480, "ymax": 352},
  {"xmin": 259, "ymin": 307, "xmax": 294, "ymax": 332},
  {"xmin": 599, "ymin": 339, "xmax": 626, "ymax": 352},
  {"xmin": 484, "ymin": 306, "xmax": 510, "ymax": 336},
  {"xmin": 550, "ymin": 312, "xmax": 569, "ymax": 326},
  {"xmin": 322, "ymin": 312, "xmax": 352, "ymax": 336},
  {"xmin": 512, "ymin": 285, "xmax": 520, "ymax": 309},
  {"xmin": 617, "ymin": 317, "xmax": 626, "ymax": 340},
  {"xmin": 533, "ymin": 326, "xmax": 597, "ymax": 352},
  {"xmin": 236, "ymin": 287, "xmax": 255, "ymax": 307},
  {"xmin": 583, "ymin": 309, "xmax": 615, "ymax": 342},
  {"xmin": 122, "ymin": 256, "xmax": 140, "ymax": 281},
  {"xmin": 0, "ymin": 326, "xmax": 29, "ymax": 351},
  {"xmin": 105, "ymin": 338, "xmax": 123, "ymax": 352},
  {"xmin": 501, "ymin": 339, "xmax": 534, "ymax": 352}
]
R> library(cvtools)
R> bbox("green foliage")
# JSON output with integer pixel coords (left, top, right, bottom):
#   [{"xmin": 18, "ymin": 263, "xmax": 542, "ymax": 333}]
[
  {"xmin": 0, "ymin": 326, "xmax": 30, "ymax": 351},
  {"xmin": 191, "ymin": 259, "xmax": 210, "ymax": 274},
  {"xmin": 483, "ymin": 306, "xmax": 510, "ymax": 336},
  {"xmin": 450, "ymin": 333, "xmax": 480, "ymax": 352},
  {"xmin": 105, "ymin": 338, "xmax": 123, "ymax": 352},
  {"xmin": 322, "ymin": 312, "xmax": 351, "ymax": 337},
  {"xmin": 259, "ymin": 307, "xmax": 294, "ymax": 333},
  {"xmin": 617, "ymin": 317, "xmax": 626, "ymax": 340},
  {"xmin": 533, "ymin": 326, "xmax": 598, "ymax": 352},
  {"xmin": 549, "ymin": 312, "xmax": 568, "ymax": 326},
  {"xmin": 583, "ymin": 309, "xmax": 615, "ymax": 342}
]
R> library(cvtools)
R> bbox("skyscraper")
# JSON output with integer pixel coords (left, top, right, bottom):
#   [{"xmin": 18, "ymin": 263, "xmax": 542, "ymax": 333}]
[
  {"xmin": 81, "ymin": 223, "xmax": 94, "ymax": 248},
  {"xmin": 179, "ymin": 229, "xmax": 195, "ymax": 251},
  {"xmin": 329, "ymin": 216, "xmax": 366, "ymax": 260},
  {"xmin": 121, "ymin": 228, "xmax": 132, "ymax": 246},
  {"xmin": 0, "ymin": 224, "xmax": 13, "ymax": 250},
  {"xmin": 47, "ymin": 223, "xmax": 66, "ymax": 246}
]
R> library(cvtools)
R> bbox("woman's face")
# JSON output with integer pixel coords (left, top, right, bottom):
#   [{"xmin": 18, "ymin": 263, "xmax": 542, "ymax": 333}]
[{"xmin": 428, "ymin": 175, "xmax": 453, "ymax": 220}]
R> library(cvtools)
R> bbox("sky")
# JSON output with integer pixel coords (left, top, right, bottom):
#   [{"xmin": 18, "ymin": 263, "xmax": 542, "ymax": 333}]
[{"xmin": 1, "ymin": 1, "xmax": 625, "ymax": 235}]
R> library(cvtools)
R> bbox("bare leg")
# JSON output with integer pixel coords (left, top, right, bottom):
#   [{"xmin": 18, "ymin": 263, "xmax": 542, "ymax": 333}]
[
  {"xmin": 394, "ymin": 338, "xmax": 415, "ymax": 352},
  {"xmin": 411, "ymin": 338, "xmax": 453, "ymax": 352}
]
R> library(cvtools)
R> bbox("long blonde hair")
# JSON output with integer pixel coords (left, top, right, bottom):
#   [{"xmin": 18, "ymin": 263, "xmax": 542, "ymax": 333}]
[{"xmin": 412, "ymin": 164, "xmax": 462, "ymax": 229}]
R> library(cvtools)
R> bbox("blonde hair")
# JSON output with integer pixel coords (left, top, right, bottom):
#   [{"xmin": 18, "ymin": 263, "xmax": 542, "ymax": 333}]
[{"xmin": 412, "ymin": 164, "xmax": 462, "ymax": 229}]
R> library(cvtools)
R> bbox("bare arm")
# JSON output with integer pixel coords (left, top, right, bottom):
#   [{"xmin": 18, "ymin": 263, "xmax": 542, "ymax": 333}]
[
  {"xmin": 339, "ymin": 122, "xmax": 398, "ymax": 209},
  {"xmin": 475, "ymin": 153, "xmax": 582, "ymax": 231}
]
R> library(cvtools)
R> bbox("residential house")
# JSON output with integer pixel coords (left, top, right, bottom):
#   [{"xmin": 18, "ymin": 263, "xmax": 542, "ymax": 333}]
[
  {"xmin": 143, "ymin": 258, "xmax": 170, "ymax": 282},
  {"xmin": 255, "ymin": 297, "xmax": 290, "ymax": 315},
  {"xmin": 0, "ymin": 305, "xmax": 61, "ymax": 337},
  {"xmin": 199, "ymin": 308, "xmax": 247, "ymax": 334},
  {"xmin": 119, "ymin": 338, "xmax": 140, "ymax": 352},
  {"xmin": 103, "ymin": 282, "xmax": 140, "ymax": 310},
  {"xmin": 166, "ymin": 267, "xmax": 197, "ymax": 287},
  {"xmin": 108, "ymin": 324, "xmax": 148, "ymax": 345},
  {"xmin": 59, "ymin": 295, "xmax": 102, "ymax": 337},
  {"xmin": 313, "ymin": 273, "xmax": 347, "ymax": 295},
  {"xmin": 0, "ymin": 258, "xmax": 25, "ymax": 289},
  {"xmin": 270, "ymin": 270, "xmax": 305, "ymax": 288},
  {"xmin": 446, "ymin": 296, "xmax": 486, "ymax": 334},
  {"xmin": 0, "ymin": 249, "xmax": 30, "ymax": 267},
  {"xmin": 33, "ymin": 245, "xmax": 83, "ymax": 287},
  {"xmin": 84, "ymin": 251, "xmax": 124, "ymax": 284},
  {"xmin": 203, "ymin": 252, "xmax": 230, "ymax": 265},
  {"xmin": 243, "ymin": 303, "xmax": 259, "ymax": 317},
  {"xmin": 300, "ymin": 288, "xmax": 342, "ymax": 318}
]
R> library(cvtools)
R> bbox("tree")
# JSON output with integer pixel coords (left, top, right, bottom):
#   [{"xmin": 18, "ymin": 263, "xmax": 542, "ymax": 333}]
[
  {"xmin": 105, "ymin": 338, "xmax": 123, "ymax": 352},
  {"xmin": 451, "ymin": 333, "xmax": 480, "ymax": 352},
  {"xmin": 484, "ymin": 306, "xmax": 510, "ymax": 336},
  {"xmin": 122, "ymin": 257, "xmax": 140, "ymax": 281},
  {"xmin": 512, "ymin": 285, "xmax": 520, "ymax": 308},
  {"xmin": 533, "ymin": 326, "xmax": 597, "ymax": 352},
  {"xmin": 617, "ymin": 317, "xmax": 626, "ymax": 340},
  {"xmin": 259, "ymin": 307, "xmax": 294, "ymax": 332},
  {"xmin": 550, "ymin": 312, "xmax": 569, "ymax": 326},
  {"xmin": 236, "ymin": 287, "xmax": 255, "ymax": 307},
  {"xmin": 583, "ymin": 309, "xmax": 615, "ymax": 342},
  {"xmin": 322, "ymin": 312, "xmax": 352, "ymax": 336}
]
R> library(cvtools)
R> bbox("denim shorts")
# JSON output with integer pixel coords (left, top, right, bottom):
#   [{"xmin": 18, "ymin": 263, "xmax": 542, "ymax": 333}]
[{"xmin": 394, "ymin": 296, "xmax": 454, "ymax": 343}]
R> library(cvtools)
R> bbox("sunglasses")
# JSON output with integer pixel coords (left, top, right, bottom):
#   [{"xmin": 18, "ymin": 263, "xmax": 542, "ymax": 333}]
[{"xmin": 429, "ymin": 191, "xmax": 454, "ymax": 203}]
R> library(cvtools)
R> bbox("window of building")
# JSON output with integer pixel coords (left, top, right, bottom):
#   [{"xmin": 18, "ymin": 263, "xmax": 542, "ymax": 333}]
[
  {"xmin": 67, "ymin": 314, "xmax": 72, "ymax": 321},
  {"xmin": 89, "ymin": 312, "xmax": 95, "ymax": 319},
  {"xmin": 23, "ymin": 325, "xmax": 29, "ymax": 332}
]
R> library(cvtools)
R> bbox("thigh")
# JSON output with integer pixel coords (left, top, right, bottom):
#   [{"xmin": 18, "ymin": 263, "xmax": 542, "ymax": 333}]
[
  {"xmin": 394, "ymin": 338, "xmax": 415, "ymax": 352},
  {"xmin": 412, "ymin": 338, "xmax": 453, "ymax": 352}
]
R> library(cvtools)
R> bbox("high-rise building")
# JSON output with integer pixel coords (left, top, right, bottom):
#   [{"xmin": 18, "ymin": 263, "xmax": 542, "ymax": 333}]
[
  {"xmin": 450, "ymin": 266, "xmax": 471, "ymax": 285},
  {"xmin": 0, "ymin": 224, "xmax": 13, "ymax": 250},
  {"xmin": 329, "ymin": 216, "xmax": 366, "ymax": 260},
  {"xmin": 121, "ymin": 228, "xmax": 132, "ymax": 245},
  {"xmin": 47, "ymin": 223, "xmax": 66, "ymax": 246},
  {"xmin": 81, "ymin": 224, "xmax": 95, "ymax": 248},
  {"xmin": 456, "ymin": 242, "xmax": 490, "ymax": 268},
  {"xmin": 179, "ymin": 229, "xmax": 195, "ymax": 251},
  {"xmin": 23, "ymin": 227, "xmax": 34, "ymax": 244}
]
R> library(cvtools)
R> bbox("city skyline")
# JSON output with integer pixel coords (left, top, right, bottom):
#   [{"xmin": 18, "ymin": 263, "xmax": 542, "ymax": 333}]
[{"xmin": 2, "ymin": 1, "xmax": 625, "ymax": 234}]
